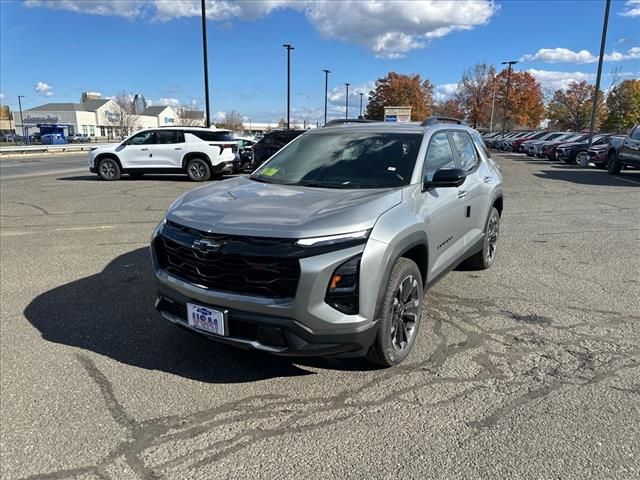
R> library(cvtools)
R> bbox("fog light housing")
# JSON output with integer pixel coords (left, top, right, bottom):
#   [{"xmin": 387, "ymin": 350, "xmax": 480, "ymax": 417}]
[{"xmin": 325, "ymin": 254, "xmax": 361, "ymax": 315}]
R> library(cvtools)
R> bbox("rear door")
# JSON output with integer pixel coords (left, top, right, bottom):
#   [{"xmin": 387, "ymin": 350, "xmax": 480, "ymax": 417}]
[
  {"xmin": 153, "ymin": 129, "xmax": 184, "ymax": 167},
  {"xmin": 418, "ymin": 130, "xmax": 468, "ymax": 279}
]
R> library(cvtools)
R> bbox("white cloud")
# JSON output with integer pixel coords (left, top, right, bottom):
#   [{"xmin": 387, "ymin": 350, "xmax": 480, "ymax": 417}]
[
  {"xmin": 25, "ymin": 0, "xmax": 148, "ymax": 17},
  {"xmin": 522, "ymin": 46, "xmax": 640, "ymax": 64},
  {"xmin": 212, "ymin": 111, "xmax": 226, "ymax": 122},
  {"xmin": 326, "ymin": 81, "xmax": 374, "ymax": 106},
  {"xmin": 620, "ymin": 0, "xmax": 640, "ymax": 17},
  {"xmin": 434, "ymin": 83, "xmax": 459, "ymax": 102},
  {"xmin": 34, "ymin": 81, "xmax": 53, "ymax": 97},
  {"xmin": 526, "ymin": 69, "xmax": 595, "ymax": 92},
  {"xmin": 157, "ymin": 97, "xmax": 181, "ymax": 107},
  {"xmin": 28, "ymin": 0, "xmax": 498, "ymax": 58}
]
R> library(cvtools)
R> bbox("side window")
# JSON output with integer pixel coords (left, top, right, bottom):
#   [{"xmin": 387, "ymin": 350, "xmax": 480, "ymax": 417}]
[
  {"xmin": 470, "ymin": 130, "xmax": 491, "ymax": 158},
  {"xmin": 156, "ymin": 130, "xmax": 178, "ymax": 144},
  {"xmin": 423, "ymin": 131, "xmax": 456, "ymax": 182},
  {"xmin": 176, "ymin": 130, "xmax": 185, "ymax": 143},
  {"xmin": 449, "ymin": 131, "xmax": 479, "ymax": 172},
  {"xmin": 630, "ymin": 126, "xmax": 640, "ymax": 141},
  {"xmin": 128, "ymin": 131, "xmax": 156, "ymax": 145}
]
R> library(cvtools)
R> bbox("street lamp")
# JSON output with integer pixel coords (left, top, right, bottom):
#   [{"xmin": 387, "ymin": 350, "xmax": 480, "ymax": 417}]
[
  {"xmin": 359, "ymin": 92, "xmax": 364, "ymax": 118},
  {"xmin": 344, "ymin": 83, "xmax": 350, "ymax": 120},
  {"xmin": 283, "ymin": 44, "xmax": 294, "ymax": 129},
  {"xmin": 201, "ymin": 0, "xmax": 211, "ymax": 128},
  {"xmin": 17, "ymin": 95, "xmax": 25, "ymax": 143},
  {"xmin": 323, "ymin": 69, "xmax": 330, "ymax": 126},
  {"xmin": 500, "ymin": 60, "xmax": 518, "ymax": 138}
]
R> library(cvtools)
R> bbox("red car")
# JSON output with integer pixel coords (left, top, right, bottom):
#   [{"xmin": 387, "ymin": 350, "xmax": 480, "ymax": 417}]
[{"xmin": 542, "ymin": 133, "xmax": 589, "ymax": 160}]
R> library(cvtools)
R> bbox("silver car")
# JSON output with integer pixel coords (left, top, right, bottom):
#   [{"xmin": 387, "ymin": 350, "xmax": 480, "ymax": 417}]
[{"xmin": 150, "ymin": 118, "xmax": 504, "ymax": 366}]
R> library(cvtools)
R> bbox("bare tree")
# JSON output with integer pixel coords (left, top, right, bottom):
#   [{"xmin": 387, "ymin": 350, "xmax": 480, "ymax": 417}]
[
  {"xmin": 455, "ymin": 63, "xmax": 495, "ymax": 128},
  {"xmin": 216, "ymin": 110, "xmax": 243, "ymax": 132},
  {"xmin": 104, "ymin": 92, "xmax": 141, "ymax": 140}
]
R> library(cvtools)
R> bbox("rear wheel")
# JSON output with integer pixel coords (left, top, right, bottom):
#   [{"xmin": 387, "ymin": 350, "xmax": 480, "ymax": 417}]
[
  {"xmin": 97, "ymin": 157, "xmax": 121, "ymax": 181},
  {"xmin": 607, "ymin": 152, "xmax": 621, "ymax": 175},
  {"xmin": 186, "ymin": 158, "xmax": 211, "ymax": 182},
  {"xmin": 464, "ymin": 207, "xmax": 500, "ymax": 270},
  {"xmin": 367, "ymin": 258, "xmax": 423, "ymax": 367}
]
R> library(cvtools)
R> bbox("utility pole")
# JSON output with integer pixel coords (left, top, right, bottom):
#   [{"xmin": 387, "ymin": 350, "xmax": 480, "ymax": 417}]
[
  {"xmin": 587, "ymin": 0, "xmax": 611, "ymax": 158},
  {"xmin": 500, "ymin": 60, "xmax": 518, "ymax": 138},
  {"xmin": 323, "ymin": 69, "xmax": 330, "ymax": 125},
  {"xmin": 17, "ymin": 95, "xmax": 25, "ymax": 143},
  {"xmin": 283, "ymin": 44, "xmax": 294, "ymax": 129},
  {"xmin": 201, "ymin": 0, "xmax": 211, "ymax": 127},
  {"xmin": 345, "ymin": 83, "xmax": 350, "ymax": 120},
  {"xmin": 359, "ymin": 92, "xmax": 364, "ymax": 118}
]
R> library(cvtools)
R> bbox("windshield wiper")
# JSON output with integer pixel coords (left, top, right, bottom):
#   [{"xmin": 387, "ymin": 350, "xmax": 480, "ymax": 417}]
[{"xmin": 295, "ymin": 181, "xmax": 356, "ymax": 189}]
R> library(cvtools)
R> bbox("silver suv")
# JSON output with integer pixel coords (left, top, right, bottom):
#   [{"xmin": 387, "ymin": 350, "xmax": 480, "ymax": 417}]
[{"xmin": 151, "ymin": 118, "xmax": 503, "ymax": 366}]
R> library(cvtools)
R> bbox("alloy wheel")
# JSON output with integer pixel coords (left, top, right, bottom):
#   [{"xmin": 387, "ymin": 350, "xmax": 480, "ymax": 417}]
[
  {"xmin": 190, "ymin": 161, "xmax": 206, "ymax": 179},
  {"xmin": 485, "ymin": 211, "xmax": 499, "ymax": 263},
  {"xmin": 100, "ymin": 160, "xmax": 116, "ymax": 179},
  {"xmin": 390, "ymin": 275, "xmax": 420, "ymax": 352}
]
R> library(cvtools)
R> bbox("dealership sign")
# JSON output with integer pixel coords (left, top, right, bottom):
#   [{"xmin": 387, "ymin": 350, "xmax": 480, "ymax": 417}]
[
  {"xmin": 24, "ymin": 114, "xmax": 59, "ymax": 123},
  {"xmin": 104, "ymin": 111, "xmax": 120, "ymax": 121},
  {"xmin": 384, "ymin": 106, "xmax": 412, "ymax": 123}
]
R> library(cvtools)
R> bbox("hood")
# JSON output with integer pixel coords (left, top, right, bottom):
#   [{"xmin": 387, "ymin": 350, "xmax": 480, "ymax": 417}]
[
  {"xmin": 166, "ymin": 176, "xmax": 403, "ymax": 238},
  {"xmin": 557, "ymin": 141, "xmax": 586, "ymax": 149},
  {"xmin": 91, "ymin": 143, "xmax": 121, "ymax": 153}
]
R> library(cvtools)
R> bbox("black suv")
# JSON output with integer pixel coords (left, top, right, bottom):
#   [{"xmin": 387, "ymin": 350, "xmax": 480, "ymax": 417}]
[
  {"xmin": 608, "ymin": 124, "xmax": 640, "ymax": 175},
  {"xmin": 252, "ymin": 129, "xmax": 306, "ymax": 165}
]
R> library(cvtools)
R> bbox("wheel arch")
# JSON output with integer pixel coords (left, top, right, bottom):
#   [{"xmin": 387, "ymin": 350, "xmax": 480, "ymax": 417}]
[
  {"xmin": 95, "ymin": 153, "xmax": 122, "ymax": 170},
  {"xmin": 182, "ymin": 152, "xmax": 212, "ymax": 170}
]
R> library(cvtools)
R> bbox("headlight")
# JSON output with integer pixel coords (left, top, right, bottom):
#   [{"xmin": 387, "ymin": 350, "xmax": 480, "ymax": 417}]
[{"xmin": 296, "ymin": 230, "xmax": 369, "ymax": 248}]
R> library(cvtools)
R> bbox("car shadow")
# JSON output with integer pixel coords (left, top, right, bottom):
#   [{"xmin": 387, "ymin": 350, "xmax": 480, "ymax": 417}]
[
  {"xmin": 23, "ymin": 247, "xmax": 318, "ymax": 383},
  {"xmin": 533, "ymin": 168, "xmax": 639, "ymax": 187}
]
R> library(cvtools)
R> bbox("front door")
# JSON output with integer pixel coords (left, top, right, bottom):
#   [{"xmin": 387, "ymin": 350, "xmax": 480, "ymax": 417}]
[
  {"xmin": 118, "ymin": 130, "xmax": 156, "ymax": 168},
  {"xmin": 418, "ymin": 130, "xmax": 468, "ymax": 280}
]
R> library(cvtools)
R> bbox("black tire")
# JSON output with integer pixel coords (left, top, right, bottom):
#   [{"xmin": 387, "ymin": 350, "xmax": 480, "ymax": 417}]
[
  {"xmin": 129, "ymin": 172, "xmax": 144, "ymax": 180},
  {"xmin": 367, "ymin": 258, "xmax": 424, "ymax": 367},
  {"xmin": 186, "ymin": 157, "xmax": 211, "ymax": 182},
  {"xmin": 97, "ymin": 157, "xmax": 121, "ymax": 181},
  {"xmin": 607, "ymin": 152, "xmax": 621, "ymax": 175},
  {"xmin": 463, "ymin": 207, "xmax": 500, "ymax": 270}
]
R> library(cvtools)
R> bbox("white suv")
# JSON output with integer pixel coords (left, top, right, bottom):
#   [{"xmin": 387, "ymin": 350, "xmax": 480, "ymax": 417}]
[{"xmin": 89, "ymin": 127, "xmax": 238, "ymax": 181}]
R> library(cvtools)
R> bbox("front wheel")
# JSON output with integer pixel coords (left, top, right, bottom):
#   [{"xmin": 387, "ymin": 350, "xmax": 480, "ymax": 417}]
[
  {"xmin": 576, "ymin": 150, "xmax": 589, "ymax": 167},
  {"xmin": 607, "ymin": 152, "xmax": 621, "ymax": 175},
  {"xmin": 97, "ymin": 157, "xmax": 121, "ymax": 181},
  {"xmin": 186, "ymin": 158, "xmax": 211, "ymax": 182},
  {"xmin": 464, "ymin": 207, "xmax": 500, "ymax": 270},
  {"xmin": 367, "ymin": 258, "xmax": 424, "ymax": 367}
]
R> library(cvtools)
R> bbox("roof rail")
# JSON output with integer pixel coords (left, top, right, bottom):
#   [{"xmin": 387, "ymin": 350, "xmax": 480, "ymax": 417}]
[
  {"xmin": 323, "ymin": 118, "xmax": 378, "ymax": 127},
  {"xmin": 421, "ymin": 116, "xmax": 468, "ymax": 127}
]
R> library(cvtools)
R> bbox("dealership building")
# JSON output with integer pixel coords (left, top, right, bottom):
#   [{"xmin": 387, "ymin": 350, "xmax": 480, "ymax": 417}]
[{"xmin": 13, "ymin": 95, "xmax": 204, "ymax": 140}]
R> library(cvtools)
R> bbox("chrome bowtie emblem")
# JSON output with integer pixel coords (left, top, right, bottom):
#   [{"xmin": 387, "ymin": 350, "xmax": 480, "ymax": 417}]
[{"xmin": 192, "ymin": 238, "xmax": 222, "ymax": 253}]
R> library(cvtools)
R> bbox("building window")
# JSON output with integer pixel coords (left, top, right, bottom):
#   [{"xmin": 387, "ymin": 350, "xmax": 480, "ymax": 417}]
[
  {"xmin": 82, "ymin": 125, "xmax": 88, "ymax": 135},
  {"xmin": 89, "ymin": 125, "xmax": 95, "ymax": 136},
  {"xmin": 100, "ymin": 126, "xmax": 106, "ymax": 137}
]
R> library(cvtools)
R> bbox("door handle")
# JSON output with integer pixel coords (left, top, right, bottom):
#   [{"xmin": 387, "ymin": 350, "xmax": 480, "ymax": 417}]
[
  {"xmin": 483, "ymin": 176, "xmax": 491, "ymax": 183},
  {"xmin": 174, "ymin": 147, "xmax": 183, "ymax": 150},
  {"xmin": 141, "ymin": 148, "xmax": 149, "ymax": 151},
  {"xmin": 457, "ymin": 190, "xmax": 468, "ymax": 199}
]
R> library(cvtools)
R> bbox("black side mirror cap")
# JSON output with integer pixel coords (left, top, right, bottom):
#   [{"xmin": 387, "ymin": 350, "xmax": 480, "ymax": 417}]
[{"xmin": 424, "ymin": 168, "xmax": 467, "ymax": 189}]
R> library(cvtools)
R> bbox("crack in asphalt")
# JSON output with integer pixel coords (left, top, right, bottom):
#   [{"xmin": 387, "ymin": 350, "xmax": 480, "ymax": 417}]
[{"xmin": 17, "ymin": 292, "xmax": 640, "ymax": 480}]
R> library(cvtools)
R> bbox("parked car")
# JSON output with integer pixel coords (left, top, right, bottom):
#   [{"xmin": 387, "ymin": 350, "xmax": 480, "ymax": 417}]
[
  {"xmin": 541, "ymin": 133, "xmax": 589, "ymax": 160},
  {"xmin": 89, "ymin": 127, "xmax": 238, "ymax": 181},
  {"xmin": 512, "ymin": 131, "xmax": 548, "ymax": 152},
  {"xmin": 252, "ymin": 129, "xmax": 306, "ymax": 165},
  {"xmin": 68, "ymin": 134, "xmax": 90, "ymax": 143},
  {"xmin": 607, "ymin": 124, "xmax": 640, "ymax": 175},
  {"xmin": 150, "ymin": 119, "xmax": 504, "ymax": 366},
  {"xmin": 41, "ymin": 133, "xmax": 66, "ymax": 145},
  {"xmin": 556, "ymin": 134, "xmax": 609, "ymax": 164},
  {"xmin": 525, "ymin": 132, "xmax": 570, "ymax": 156},
  {"xmin": 586, "ymin": 136, "xmax": 625, "ymax": 169},
  {"xmin": 233, "ymin": 136, "xmax": 257, "ymax": 172}
]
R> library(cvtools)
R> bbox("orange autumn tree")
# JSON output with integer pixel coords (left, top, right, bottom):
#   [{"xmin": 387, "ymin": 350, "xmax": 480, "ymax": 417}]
[
  {"xmin": 366, "ymin": 72, "xmax": 433, "ymax": 121},
  {"xmin": 493, "ymin": 70, "xmax": 545, "ymax": 130}
]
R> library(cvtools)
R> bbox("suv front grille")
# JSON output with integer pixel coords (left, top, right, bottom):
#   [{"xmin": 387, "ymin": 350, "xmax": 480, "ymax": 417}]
[{"xmin": 154, "ymin": 235, "xmax": 300, "ymax": 298}]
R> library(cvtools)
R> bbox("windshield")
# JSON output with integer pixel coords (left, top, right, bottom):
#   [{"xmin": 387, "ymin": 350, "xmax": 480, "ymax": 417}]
[{"xmin": 251, "ymin": 131, "xmax": 423, "ymax": 189}]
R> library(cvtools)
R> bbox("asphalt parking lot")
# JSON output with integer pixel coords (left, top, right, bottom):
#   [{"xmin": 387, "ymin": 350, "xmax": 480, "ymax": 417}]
[{"xmin": 1, "ymin": 153, "xmax": 639, "ymax": 479}]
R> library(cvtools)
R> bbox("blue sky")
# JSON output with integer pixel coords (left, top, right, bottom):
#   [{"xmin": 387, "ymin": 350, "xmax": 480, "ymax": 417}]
[{"xmin": 1, "ymin": 0, "xmax": 639, "ymax": 123}]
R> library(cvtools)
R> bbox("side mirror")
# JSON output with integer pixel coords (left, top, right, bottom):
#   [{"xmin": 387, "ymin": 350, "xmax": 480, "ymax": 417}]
[{"xmin": 424, "ymin": 168, "xmax": 467, "ymax": 189}]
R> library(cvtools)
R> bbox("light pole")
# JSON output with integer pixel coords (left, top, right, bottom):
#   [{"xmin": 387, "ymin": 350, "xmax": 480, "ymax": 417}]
[
  {"xmin": 283, "ymin": 44, "xmax": 294, "ymax": 129},
  {"xmin": 500, "ymin": 60, "xmax": 518, "ymax": 138},
  {"xmin": 201, "ymin": 0, "xmax": 211, "ymax": 127},
  {"xmin": 344, "ymin": 83, "xmax": 350, "ymax": 120},
  {"xmin": 489, "ymin": 86, "xmax": 497, "ymax": 132},
  {"xmin": 17, "ymin": 95, "xmax": 25, "ymax": 143},
  {"xmin": 586, "ymin": 0, "xmax": 611, "ymax": 157},
  {"xmin": 359, "ymin": 92, "xmax": 364, "ymax": 118},
  {"xmin": 323, "ymin": 69, "xmax": 330, "ymax": 125}
]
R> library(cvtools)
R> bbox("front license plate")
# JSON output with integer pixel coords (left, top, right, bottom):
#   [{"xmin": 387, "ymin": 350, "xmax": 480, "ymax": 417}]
[{"xmin": 186, "ymin": 303, "xmax": 226, "ymax": 336}]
